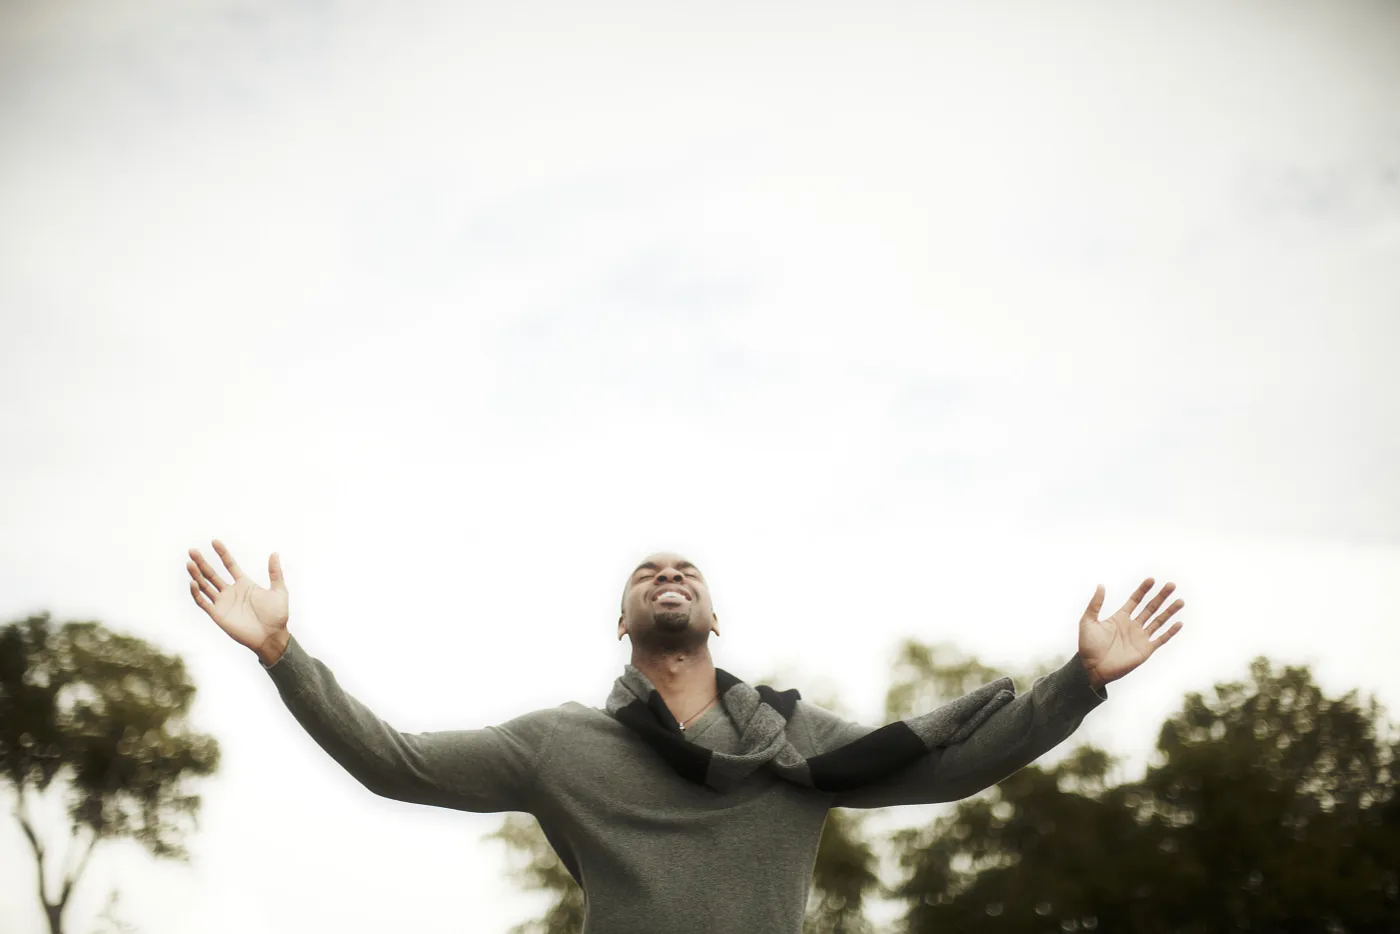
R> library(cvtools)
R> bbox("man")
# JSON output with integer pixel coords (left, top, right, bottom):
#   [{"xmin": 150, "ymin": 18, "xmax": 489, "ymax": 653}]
[{"xmin": 186, "ymin": 540, "xmax": 1185, "ymax": 934}]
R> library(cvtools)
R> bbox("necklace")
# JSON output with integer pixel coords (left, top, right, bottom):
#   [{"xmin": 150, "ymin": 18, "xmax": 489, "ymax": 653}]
[{"xmin": 677, "ymin": 694, "xmax": 717, "ymax": 731}]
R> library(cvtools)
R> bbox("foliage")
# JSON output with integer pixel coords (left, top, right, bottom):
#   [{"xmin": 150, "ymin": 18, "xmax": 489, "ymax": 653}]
[
  {"xmin": 884, "ymin": 638, "xmax": 1059, "ymax": 721},
  {"xmin": 484, "ymin": 812, "xmax": 586, "ymax": 934},
  {"xmin": 887, "ymin": 656, "xmax": 1400, "ymax": 934},
  {"xmin": 805, "ymin": 806, "xmax": 880, "ymax": 934},
  {"xmin": 0, "ymin": 612, "xmax": 220, "ymax": 934}
]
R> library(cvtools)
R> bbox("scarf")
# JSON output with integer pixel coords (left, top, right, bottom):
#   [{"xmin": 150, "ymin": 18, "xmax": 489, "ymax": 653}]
[{"xmin": 605, "ymin": 663, "xmax": 1017, "ymax": 793}]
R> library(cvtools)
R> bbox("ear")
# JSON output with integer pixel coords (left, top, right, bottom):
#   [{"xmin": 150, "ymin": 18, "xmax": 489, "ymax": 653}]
[
  {"xmin": 617, "ymin": 614, "xmax": 626, "ymax": 641},
  {"xmin": 712, "ymin": 612, "xmax": 720, "ymax": 638}
]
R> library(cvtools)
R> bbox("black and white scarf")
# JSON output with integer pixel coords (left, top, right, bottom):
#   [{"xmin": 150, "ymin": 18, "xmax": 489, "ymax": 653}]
[{"xmin": 605, "ymin": 663, "xmax": 1016, "ymax": 793}]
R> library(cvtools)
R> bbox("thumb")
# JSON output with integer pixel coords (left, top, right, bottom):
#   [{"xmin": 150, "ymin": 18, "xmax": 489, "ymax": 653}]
[
  {"xmin": 269, "ymin": 552, "xmax": 288, "ymax": 593},
  {"xmin": 1082, "ymin": 583, "xmax": 1104, "ymax": 621}
]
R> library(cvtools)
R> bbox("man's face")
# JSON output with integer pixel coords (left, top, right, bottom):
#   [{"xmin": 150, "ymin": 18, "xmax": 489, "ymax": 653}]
[{"xmin": 617, "ymin": 552, "xmax": 719, "ymax": 649}]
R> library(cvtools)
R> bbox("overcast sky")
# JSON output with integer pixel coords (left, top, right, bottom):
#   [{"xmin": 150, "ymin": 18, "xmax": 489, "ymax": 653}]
[{"xmin": 2, "ymin": 0, "xmax": 1398, "ymax": 931}]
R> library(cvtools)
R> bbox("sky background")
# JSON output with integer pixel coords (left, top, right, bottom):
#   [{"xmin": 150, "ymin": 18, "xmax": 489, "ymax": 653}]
[{"xmin": 2, "ymin": 0, "xmax": 1398, "ymax": 931}]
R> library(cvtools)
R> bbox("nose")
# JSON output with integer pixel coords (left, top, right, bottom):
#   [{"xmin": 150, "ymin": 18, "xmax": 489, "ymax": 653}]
[{"xmin": 656, "ymin": 568, "xmax": 686, "ymax": 584}]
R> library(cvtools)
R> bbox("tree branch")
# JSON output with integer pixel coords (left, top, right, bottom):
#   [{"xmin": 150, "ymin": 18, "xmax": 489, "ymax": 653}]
[
  {"xmin": 60, "ymin": 830, "xmax": 99, "ymax": 907},
  {"xmin": 14, "ymin": 785, "xmax": 53, "ymax": 908}
]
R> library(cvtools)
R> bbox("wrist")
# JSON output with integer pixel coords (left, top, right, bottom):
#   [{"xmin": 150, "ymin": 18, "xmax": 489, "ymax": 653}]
[
  {"xmin": 1080, "ymin": 655, "xmax": 1105, "ymax": 691},
  {"xmin": 256, "ymin": 629, "xmax": 291, "ymax": 667}
]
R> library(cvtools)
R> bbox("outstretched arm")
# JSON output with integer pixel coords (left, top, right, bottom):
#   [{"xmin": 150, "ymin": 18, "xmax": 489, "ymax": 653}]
[
  {"xmin": 187, "ymin": 539, "xmax": 562, "ymax": 814},
  {"xmin": 802, "ymin": 652, "xmax": 1106, "ymax": 809},
  {"xmin": 809, "ymin": 577, "xmax": 1185, "ymax": 809},
  {"xmin": 261, "ymin": 632, "xmax": 562, "ymax": 813}
]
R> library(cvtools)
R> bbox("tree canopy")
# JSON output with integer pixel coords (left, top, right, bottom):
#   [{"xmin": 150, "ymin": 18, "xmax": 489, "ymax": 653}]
[{"xmin": 1, "ymin": 612, "xmax": 221, "ymax": 934}]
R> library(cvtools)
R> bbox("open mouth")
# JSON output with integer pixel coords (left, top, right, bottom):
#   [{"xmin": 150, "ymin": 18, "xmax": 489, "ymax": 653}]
[{"xmin": 653, "ymin": 590, "xmax": 690, "ymax": 605}]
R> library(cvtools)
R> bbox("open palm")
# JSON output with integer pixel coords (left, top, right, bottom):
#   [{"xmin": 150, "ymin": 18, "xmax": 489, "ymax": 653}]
[
  {"xmin": 186, "ymin": 539, "xmax": 289, "ymax": 652},
  {"xmin": 1079, "ymin": 577, "xmax": 1185, "ymax": 686}
]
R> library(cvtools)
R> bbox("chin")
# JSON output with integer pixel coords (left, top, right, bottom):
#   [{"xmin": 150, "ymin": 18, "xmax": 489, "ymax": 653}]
[{"xmin": 654, "ymin": 614, "xmax": 692, "ymax": 631}]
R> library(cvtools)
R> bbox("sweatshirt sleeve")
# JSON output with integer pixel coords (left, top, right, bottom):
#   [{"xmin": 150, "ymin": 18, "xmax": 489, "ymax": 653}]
[
  {"xmin": 261, "ymin": 631, "xmax": 563, "ymax": 814},
  {"xmin": 803, "ymin": 653, "xmax": 1107, "ymax": 810}
]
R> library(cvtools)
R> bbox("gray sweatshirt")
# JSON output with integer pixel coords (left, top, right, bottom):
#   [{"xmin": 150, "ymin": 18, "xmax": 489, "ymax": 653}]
[{"xmin": 261, "ymin": 633, "xmax": 1107, "ymax": 934}]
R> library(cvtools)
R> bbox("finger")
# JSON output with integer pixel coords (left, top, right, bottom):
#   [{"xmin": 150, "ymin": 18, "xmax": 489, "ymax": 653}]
[
  {"xmin": 212, "ymin": 539, "xmax": 246, "ymax": 582},
  {"xmin": 1144, "ymin": 598, "xmax": 1185, "ymax": 638},
  {"xmin": 1083, "ymin": 584, "xmax": 1106, "ymax": 621},
  {"xmin": 268, "ymin": 552, "xmax": 288, "ymax": 593},
  {"xmin": 187, "ymin": 556, "xmax": 222, "ymax": 597},
  {"xmin": 1117, "ymin": 577, "xmax": 1154, "ymax": 617},
  {"xmin": 189, "ymin": 580, "xmax": 215, "ymax": 618},
  {"xmin": 189, "ymin": 547, "xmax": 228, "ymax": 591},
  {"xmin": 1149, "ymin": 619, "xmax": 1184, "ymax": 652},
  {"xmin": 188, "ymin": 562, "xmax": 219, "ymax": 603},
  {"xmin": 1132, "ymin": 581, "xmax": 1174, "ymax": 624}
]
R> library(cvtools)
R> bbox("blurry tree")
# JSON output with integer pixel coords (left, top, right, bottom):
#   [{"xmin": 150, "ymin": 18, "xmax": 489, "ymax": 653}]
[
  {"xmin": 0, "ymin": 613, "xmax": 220, "ymax": 934},
  {"xmin": 805, "ymin": 806, "xmax": 880, "ymax": 934},
  {"xmin": 882, "ymin": 639, "xmax": 1059, "ymax": 725},
  {"xmin": 885, "ymin": 652, "xmax": 1400, "ymax": 934},
  {"xmin": 801, "ymin": 678, "xmax": 881, "ymax": 934},
  {"xmin": 485, "ymin": 812, "xmax": 586, "ymax": 934}
]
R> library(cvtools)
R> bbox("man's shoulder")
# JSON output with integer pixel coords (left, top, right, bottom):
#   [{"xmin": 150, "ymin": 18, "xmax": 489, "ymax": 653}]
[
  {"xmin": 499, "ymin": 700, "xmax": 615, "ymax": 734},
  {"xmin": 551, "ymin": 700, "xmax": 613, "ymax": 723},
  {"xmin": 558, "ymin": 700, "xmax": 636, "ymax": 734},
  {"xmin": 505, "ymin": 702, "xmax": 642, "ymax": 780}
]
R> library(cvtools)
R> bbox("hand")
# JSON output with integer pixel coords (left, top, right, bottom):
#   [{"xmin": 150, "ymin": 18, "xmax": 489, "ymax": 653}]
[
  {"xmin": 187, "ymin": 539, "xmax": 290, "ymax": 657},
  {"xmin": 1078, "ymin": 578, "xmax": 1184, "ymax": 688}
]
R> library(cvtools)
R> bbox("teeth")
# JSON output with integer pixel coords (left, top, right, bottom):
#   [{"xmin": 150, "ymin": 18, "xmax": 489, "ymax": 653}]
[{"xmin": 657, "ymin": 591, "xmax": 686, "ymax": 600}]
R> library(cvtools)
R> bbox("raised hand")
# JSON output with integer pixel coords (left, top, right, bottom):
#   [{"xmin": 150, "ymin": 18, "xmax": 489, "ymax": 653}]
[
  {"xmin": 187, "ymin": 539, "xmax": 290, "ymax": 657},
  {"xmin": 1078, "ymin": 578, "xmax": 1184, "ymax": 688}
]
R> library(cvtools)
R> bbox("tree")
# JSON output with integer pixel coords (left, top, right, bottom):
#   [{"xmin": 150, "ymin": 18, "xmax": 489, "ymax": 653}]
[
  {"xmin": 885, "ymin": 653, "xmax": 1400, "ymax": 934},
  {"xmin": 485, "ymin": 812, "xmax": 586, "ymax": 934},
  {"xmin": 0, "ymin": 613, "xmax": 221, "ymax": 934},
  {"xmin": 882, "ymin": 639, "xmax": 1057, "ymax": 725},
  {"xmin": 881, "ymin": 638, "xmax": 1092, "ymax": 933},
  {"xmin": 805, "ymin": 806, "xmax": 881, "ymax": 934},
  {"xmin": 1134, "ymin": 657, "xmax": 1400, "ymax": 932}
]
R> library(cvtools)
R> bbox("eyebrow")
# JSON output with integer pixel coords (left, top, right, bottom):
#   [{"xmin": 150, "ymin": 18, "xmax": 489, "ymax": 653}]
[{"xmin": 633, "ymin": 560, "xmax": 698, "ymax": 576}]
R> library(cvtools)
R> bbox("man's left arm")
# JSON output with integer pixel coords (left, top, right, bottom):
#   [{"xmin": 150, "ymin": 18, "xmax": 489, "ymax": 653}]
[
  {"xmin": 804, "ymin": 653, "xmax": 1106, "ymax": 809},
  {"xmin": 813, "ymin": 575, "xmax": 1185, "ymax": 809}
]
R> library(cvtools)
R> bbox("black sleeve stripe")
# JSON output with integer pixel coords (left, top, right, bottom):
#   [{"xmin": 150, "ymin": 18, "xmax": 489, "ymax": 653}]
[{"xmin": 806, "ymin": 722, "xmax": 926, "ymax": 792}]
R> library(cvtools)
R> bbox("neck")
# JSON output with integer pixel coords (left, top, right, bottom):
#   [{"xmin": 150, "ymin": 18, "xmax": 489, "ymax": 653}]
[{"xmin": 630, "ymin": 641, "xmax": 718, "ymax": 725}]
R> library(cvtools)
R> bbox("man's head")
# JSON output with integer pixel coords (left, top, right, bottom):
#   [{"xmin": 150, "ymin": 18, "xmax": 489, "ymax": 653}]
[{"xmin": 617, "ymin": 552, "xmax": 720, "ymax": 650}]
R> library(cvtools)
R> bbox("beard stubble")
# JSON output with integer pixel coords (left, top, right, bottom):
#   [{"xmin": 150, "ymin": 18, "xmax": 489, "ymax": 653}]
[{"xmin": 637, "ymin": 606, "xmax": 707, "ymax": 652}]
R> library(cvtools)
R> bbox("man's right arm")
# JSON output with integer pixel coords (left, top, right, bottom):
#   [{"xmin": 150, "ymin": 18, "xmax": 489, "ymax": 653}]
[{"xmin": 261, "ymin": 631, "xmax": 563, "ymax": 814}]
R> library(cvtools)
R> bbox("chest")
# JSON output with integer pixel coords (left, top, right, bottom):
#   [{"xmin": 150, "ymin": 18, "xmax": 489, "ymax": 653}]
[{"xmin": 537, "ymin": 714, "xmax": 829, "ymax": 841}]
